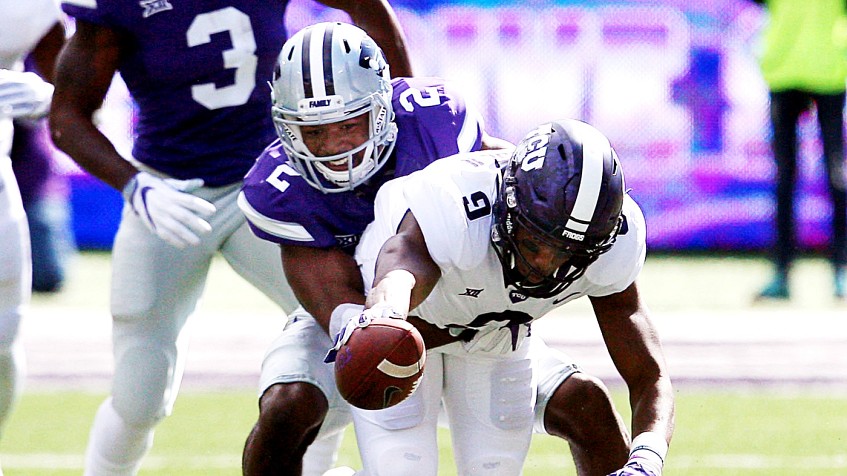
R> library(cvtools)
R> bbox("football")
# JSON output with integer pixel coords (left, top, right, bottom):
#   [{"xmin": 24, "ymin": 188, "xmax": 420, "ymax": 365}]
[{"xmin": 334, "ymin": 317, "xmax": 426, "ymax": 410}]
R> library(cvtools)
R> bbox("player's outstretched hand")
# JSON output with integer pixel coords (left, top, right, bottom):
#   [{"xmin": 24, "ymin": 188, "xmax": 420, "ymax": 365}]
[
  {"xmin": 607, "ymin": 458, "xmax": 662, "ymax": 476},
  {"xmin": 123, "ymin": 171, "xmax": 216, "ymax": 248},
  {"xmin": 325, "ymin": 312, "xmax": 372, "ymax": 363},
  {"xmin": 0, "ymin": 69, "xmax": 54, "ymax": 119},
  {"xmin": 324, "ymin": 302, "xmax": 405, "ymax": 363}
]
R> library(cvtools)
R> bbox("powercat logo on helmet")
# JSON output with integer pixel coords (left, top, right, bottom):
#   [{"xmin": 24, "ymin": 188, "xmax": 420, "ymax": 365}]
[{"xmin": 359, "ymin": 38, "xmax": 387, "ymax": 76}]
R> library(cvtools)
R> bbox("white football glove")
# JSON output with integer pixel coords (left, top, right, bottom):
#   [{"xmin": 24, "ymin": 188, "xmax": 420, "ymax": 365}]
[
  {"xmin": 122, "ymin": 171, "xmax": 216, "ymax": 248},
  {"xmin": 324, "ymin": 302, "xmax": 406, "ymax": 363},
  {"xmin": 0, "ymin": 69, "xmax": 54, "ymax": 119}
]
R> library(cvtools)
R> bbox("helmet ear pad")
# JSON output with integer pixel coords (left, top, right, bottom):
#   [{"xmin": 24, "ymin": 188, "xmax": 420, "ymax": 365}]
[
  {"xmin": 491, "ymin": 119, "xmax": 625, "ymax": 298},
  {"xmin": 270, "ymin": 22, "xmax": 397, "ymax": 193}
]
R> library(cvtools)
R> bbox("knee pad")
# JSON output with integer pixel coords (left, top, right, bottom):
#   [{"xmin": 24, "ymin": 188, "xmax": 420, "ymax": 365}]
[
  {"xmin": 0, "ymin": 263, "xmax": 25, "ymax": 349},
  {"xmin": 111, "ymin": 344, "xmax": 176, "ymax": 428},
  {"xmin": 488, "ymin": 359, "xmax": 534, "ymax": 431},
  {"xmin": 354, "ymin": 408, "xmax": 439, "ymax": 476},
  {"xmin": 0, "ymin": 307, "xmax": 22, "ymax": 349},
  {"xmin": 370, "ymin": 441, "xmax": 438, "ymax": 476},
  {"xmin": 370, "ymin": 391, "xmax": 426, "ymax": 431},
  {"xmin": 459, "ymin": 455, "xmax": 523, "ymax": 476},
  {"xmin": 357, "ymin": 354, "xmax": 442, "ymax": 431}
]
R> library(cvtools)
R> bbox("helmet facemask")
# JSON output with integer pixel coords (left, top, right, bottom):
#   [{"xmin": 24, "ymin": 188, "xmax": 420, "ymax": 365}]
[
  {"xmin": 271, "ymin": 22, "xmax": 398, "ymax": 193},
  {"xmin": 493, "ymin": 206, "xmax": 622, "ymax": 298}
]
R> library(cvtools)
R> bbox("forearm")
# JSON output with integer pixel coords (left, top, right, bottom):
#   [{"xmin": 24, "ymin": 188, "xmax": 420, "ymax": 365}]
[
  {"xmin": 50, "ymin": 22, "xmax": 136, "ymax": 190},
  {"xmin": 592, "ymin": 284, "xmax": 675, "ymax": 471},
  {"xmin": 281, "ymin": 245, "xmax": 365, "ymax": 333},
  {"xmin": 371, "ymin": 220, "xmax": 440, "ymax": 309},
  {"xmin": 323, "ymin": 0, "xmax": 413, "ymax": 77},
  {"xmin": 30, "ymin": 23, "xmax": 65, "ymax": 82},
  {"xmin": 480, "ymin": 133, "xmax": 514, "ymax": 151},
  {"xmin": 629, "ymin": 375, "xmax": 675, "ymax": 443},
  {"xmin": 50, "ymin": 107, "xmax": 138, "ymax": 190}
]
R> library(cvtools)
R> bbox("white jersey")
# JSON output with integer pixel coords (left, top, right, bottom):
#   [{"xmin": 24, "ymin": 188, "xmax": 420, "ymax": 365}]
[
  {"xmin": 0, "ymin": 0, "xmax": 61, "ymax": 444},
  {"xmin": 0, "ymin": 0, "xmax": 61, "ymax": 158},
  {"xmin": 357, "ymin": 149, "xmax": 646, "ymax": 342},
  {"xmin": 0, "ymin": 0, "xmax": 60, "ymax": 69}
]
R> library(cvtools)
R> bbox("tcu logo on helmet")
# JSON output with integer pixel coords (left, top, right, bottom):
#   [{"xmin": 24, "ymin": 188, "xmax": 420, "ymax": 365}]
[{"xmin": 519, "ymin": 124, "xmax": 553, "ymax": 172}]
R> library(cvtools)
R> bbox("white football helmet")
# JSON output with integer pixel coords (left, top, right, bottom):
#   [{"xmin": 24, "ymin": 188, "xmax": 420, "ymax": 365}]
[{"xmin": 272, "ymin": 22, "xmax": 397, "ymax": 193}]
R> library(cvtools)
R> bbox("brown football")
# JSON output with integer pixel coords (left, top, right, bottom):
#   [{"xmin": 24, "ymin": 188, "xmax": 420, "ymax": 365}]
[{"xmin": 334, "ymin": 317, "xmax": 426, "ymax": 410}]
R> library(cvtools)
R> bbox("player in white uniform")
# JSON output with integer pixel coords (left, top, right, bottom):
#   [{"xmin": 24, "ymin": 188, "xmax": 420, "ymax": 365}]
[
  {"xmin": 0, "ymin": 0, "xmax": 65, "ymax": 457},
  {"xmin": 341, "ymin": 119, "xmax": 675, "ymax": 475}
]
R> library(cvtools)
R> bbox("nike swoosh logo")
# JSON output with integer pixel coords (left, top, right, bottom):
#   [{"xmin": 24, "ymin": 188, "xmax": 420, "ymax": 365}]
[{"xmin": 552, "ymin": 292, "xmax": 580, "ymax": 305}]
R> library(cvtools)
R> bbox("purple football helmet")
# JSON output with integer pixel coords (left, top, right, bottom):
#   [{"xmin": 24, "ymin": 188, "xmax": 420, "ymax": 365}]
[{"xmin": 491, "ymin": 119, "xmax": 625, "ymax": 298}]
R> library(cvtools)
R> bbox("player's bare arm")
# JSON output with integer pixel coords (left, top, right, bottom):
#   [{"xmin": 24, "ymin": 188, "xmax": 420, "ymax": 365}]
[
  {"xmin": 370, "ymin": 210, "xmax": 440, "ymax": 311},
  {"xmin": 49, "ymin": 21, "xmax": 138, "ymax": 191},
  {"xmin": 28, "ymin": 22, "xmax": 65, "ymax": 82},
  {"xmin": 281, "ymin": 244, "xmax": 366, "ymax": 332},
  {"xmin": 318, "ymin": 0, "xmax": 413, "ymax": 77},
  {"xmin": 590, "ymin": 282, "xmax": 675, "ymax": 443},
  {"xmin": 480, "ymin": 132, "xmax": 515, "ymax": 151},
  {"xmin": 368, "ymin": 211, "xmax": 461, "ymax": 348}
]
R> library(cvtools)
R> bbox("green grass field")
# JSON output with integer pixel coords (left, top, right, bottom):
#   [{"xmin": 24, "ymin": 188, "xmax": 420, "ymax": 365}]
[
  {"xmin": 2, "ymin": 389, "xmax": 846, "ymax": 475},
  {"xmin": 3, "ymin": 252, "xmax": 846, "ymax": 474}
]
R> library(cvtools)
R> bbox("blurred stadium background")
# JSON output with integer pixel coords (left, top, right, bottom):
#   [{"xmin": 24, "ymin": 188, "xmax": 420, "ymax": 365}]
[
  {"xmin": 9, "ymin": 0, "xmax": 847, "ymax": 474},
  {"xmin": 65, "ymin": 0, "xmax": 834, "ymax": 254}
]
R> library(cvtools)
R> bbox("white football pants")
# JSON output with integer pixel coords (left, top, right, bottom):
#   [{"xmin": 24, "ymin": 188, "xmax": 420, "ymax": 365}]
[
  {"xmin": 350, "ymin": 338, "xmax": 539, "ymax": 476},
  {"xmin": 0, "ymin": 155, "xmax": 30, "ymax": 439},
  {"xmin": 83, "ymin": 180, "xmax": 305, "ymax": 475}
]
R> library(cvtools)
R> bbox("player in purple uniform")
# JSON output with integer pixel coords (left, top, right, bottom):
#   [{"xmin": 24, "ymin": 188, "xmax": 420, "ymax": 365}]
[
  {"xmin": 48, "ymin": 3, "xmax": 412, "ymax": 475},
  {"xmin": 237, "ymin": 22, "xmax": 510, "ymax": 475}
]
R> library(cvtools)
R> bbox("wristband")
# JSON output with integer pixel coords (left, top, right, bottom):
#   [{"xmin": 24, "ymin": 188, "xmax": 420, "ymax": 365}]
[
  {"xmin": 629, "ymin": 431, "xmax": 668, "ymax": 466},
  {"xmin": 366, "ymin": 301, "xmax": 407, "ymax": 320},
  {"xmin": 383, "ymin": 269, "xmax": 416, "ymax": 288}
]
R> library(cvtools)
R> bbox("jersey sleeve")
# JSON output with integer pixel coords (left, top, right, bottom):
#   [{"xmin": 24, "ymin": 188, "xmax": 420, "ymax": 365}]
[
  {"xmin": 61, "ymin": 0, "xmax": 115, "ymax": 25},
  {"xmin": 403, "ymin": 151, "xmax": 506, "ymax": 272},
  {"xmin": 391, "ymin": 77, "xmax": 484, "ymax": 177},
  {"xmin": 581, "ymin": 195, "xmax": 647, "ymax": 296},
  {"xmin": 238, "ymin": 144, "xmax": 333, "ymax": 248},
  {"xmin": 1, "ymin": 0, "xmax": 61, "ymax": 69}
]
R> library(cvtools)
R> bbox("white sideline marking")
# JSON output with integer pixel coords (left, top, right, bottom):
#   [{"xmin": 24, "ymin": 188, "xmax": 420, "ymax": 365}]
[
  {"xmin": 530, "ymin": 453, "xmax": 847, "ymax": 469},
  {"xmin": 2, "ymin": 453, "xmax": 846, "ymax": 470},
  {"xmin": 0, "ymin": 453, "xmax": 240, "ymax": 469},
  {"xmin": 673, "ymin": 454, "xmax": 847, "ymax": 469}
]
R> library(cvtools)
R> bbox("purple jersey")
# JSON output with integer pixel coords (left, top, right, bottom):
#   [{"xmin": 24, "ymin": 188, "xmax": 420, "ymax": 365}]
[
  {"xmin": 238, "ymin": 77, "xmax": 484, "ymax": 252},
  {"xmin": 61, "ymin": 1, "xmax": 289, "ymax": 186}
]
